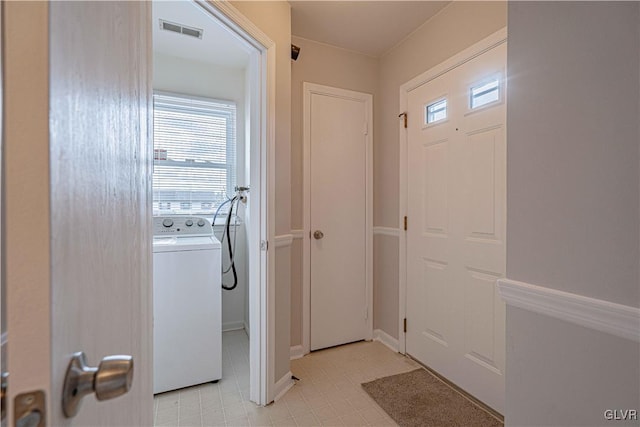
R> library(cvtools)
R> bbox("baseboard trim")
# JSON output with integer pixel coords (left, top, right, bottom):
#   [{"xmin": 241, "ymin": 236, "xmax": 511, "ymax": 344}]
[
  {"xmin": 274, "ymin": 234, "xmax": 293, "ymax": 248},
  {"xmin": 373, "ymin": 329, "xmax": 399, "ymax": 352},
  {"xmin": 290, "ymin": 345, "xmax": 304, "ymax": 360},
  {"xmin": 498, "ymin": 278, "xmax": 640, "ymax": 343},
  {"xmin": 222, "ymin": 321, "xmax": 245, "ymax": 332},
  {"xmin": 373, "ymin": 226, "xmax": 400, "ymax": 237},
  {"xmin": 273, "ymin": 371, "xmax": 294, "ymax": 402}
]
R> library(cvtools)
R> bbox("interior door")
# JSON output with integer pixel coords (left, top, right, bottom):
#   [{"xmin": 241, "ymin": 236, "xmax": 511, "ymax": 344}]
[
  {"xmin": 406, "ymin": 42, "xmax": 506, "ymax": 412},
  {"xmin": 306, "ymin": 84, "xmax": 372, "ymax": 351},
  {"xmin": 4, "ymin": 2, "xmax": 152, "ymax": 425}
]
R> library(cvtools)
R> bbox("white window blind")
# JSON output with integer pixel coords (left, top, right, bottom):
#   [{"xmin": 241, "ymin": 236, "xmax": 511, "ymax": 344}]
[{"xmin": 153, "ymin": 92, "xmax": 236, "ymax": 215}]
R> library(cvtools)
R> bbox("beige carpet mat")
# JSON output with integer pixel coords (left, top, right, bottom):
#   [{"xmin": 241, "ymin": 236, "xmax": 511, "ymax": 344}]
[{"xmin": 361, "ymin": 368, "xmax": 503, "ymax": 427}]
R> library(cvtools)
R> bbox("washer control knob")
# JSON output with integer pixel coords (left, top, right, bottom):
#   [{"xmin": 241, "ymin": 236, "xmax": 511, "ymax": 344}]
[
  {"xmin": 162, "ymin": 218, "xmax": 174, "ymax": 228},
  {"xmin": 185, "ymin": 219, "xmax": 193, "ymax": 227},
  {"xmin": 197, "ymin": 219, "xmax": 206, "ymax": 227}
]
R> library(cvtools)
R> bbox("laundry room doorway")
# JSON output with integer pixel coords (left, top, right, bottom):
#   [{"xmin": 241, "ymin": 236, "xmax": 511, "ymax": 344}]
[{"xmin": 150, "ymin": 0, "xmax": 276, "ymax": 409}]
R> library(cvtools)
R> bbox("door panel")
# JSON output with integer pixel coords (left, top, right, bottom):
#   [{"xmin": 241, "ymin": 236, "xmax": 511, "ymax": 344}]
[
  {"xmin": 48, "ymin": 2, "xmax": 152, "ymax": 425},
  {"xmin": 5, "ymin": 2, "xmax": 151, "ymax": 424},
  {"xmin": 406, "ymin": 42, "xmax": 506, "ymax": 413},
  {"xmin": 308, "ymin": 87, "xmax": 371, "ymax": 351}
]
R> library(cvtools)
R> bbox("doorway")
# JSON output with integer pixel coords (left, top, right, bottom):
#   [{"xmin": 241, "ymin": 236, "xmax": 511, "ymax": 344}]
[
  {"xmin": 400, "ymin": 30, "xmax": 507, "ymax": 414},
  {"xmin": 2, "ymin": 1, "xmax": 275, "ymax": 425},
  {"xmin": 151, "ymin": 0, "xmax": 275, "ymax": 410},
  {"xmin": 301, "ymin": 83, "xmax": 373, "ymax": 353}
]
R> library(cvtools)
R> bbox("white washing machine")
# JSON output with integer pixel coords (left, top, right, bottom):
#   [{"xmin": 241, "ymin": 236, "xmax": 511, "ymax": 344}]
[{"xmin": 153, "ymin": 215, "xmax": 221, "ymax": 394}]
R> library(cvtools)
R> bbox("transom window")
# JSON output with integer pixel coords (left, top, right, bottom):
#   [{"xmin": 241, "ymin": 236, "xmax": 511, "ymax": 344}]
[
  {"xmin": 153, "ymin": 92, "xmax": 236, "ymax": 216},
  {"xmin": 470, "ymin": 78, "xmax": 500, "ymax": 109},
  {"xmin": 426, "ymin": 98, "xmax": 448, "ymax": 124}
]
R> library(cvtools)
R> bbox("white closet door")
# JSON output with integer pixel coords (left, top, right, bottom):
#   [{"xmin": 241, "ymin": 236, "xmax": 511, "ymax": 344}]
[{"xmin": 305, "ymin": 84, "xmax": 372, "ymax": 351}]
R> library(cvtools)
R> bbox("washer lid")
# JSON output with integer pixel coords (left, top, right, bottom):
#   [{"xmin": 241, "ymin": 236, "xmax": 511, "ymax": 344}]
[{"xmin": 153, "ymin": 235, "xmax": 221, "ymax": 252}]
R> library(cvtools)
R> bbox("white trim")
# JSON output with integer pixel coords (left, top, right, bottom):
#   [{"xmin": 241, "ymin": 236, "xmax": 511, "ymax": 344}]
[
  {"xmin": 401, "ymin": 29, "xmax": 508, "ymax": 94},
  {"xmin": 222, "ymin": 321, "xmax": 245, "ymax": 332},
  {"xmin": 196, "ymin": 0, "xmax": 276, "ymax": 406},
  {"xmin": 373, "ymin": 329, "xmax": 399, "ymax": 352},
  {"xmin": 373, "ymin": 226, "xmax": 400, "ymax": 238},
  {"xmin": 272, "ymin": 372, "xmax": 294, "ymax": 402},
  {"xmin": 290, "ymin": 345, "xmax": 304, "ymax": 360},
  {"xmin": 398, "ymin": 28, "xmax": 508, "ymax": 355},
  {"xmin": 498, "ymin": 278, "xmax": 640, "ymax": 343},
  {"xmin": 291, "ymin": 229, "xmax": 304, "ymax": 239},
  {"xmin": 303, "ymin": 83, "xmax": 374, "ymax": 355},
  {"xmin": 274, "ymin": 234, "xmax": 294, "ymax": 248}
]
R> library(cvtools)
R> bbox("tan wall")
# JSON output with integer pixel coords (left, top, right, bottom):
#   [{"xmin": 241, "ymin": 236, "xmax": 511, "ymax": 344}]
[
  {"xmin": 506, "ymin": 2, "xmax": 640, "ymax": 424},
  {"xmin": 230, "ymin": 0, "xmax": 292, "ymax": 382},
  {"xmin": 375, "ymin": 1, "xmax": 507, "ymax": 339},
  {"xmin": 290, "ymin": 36, "xmax": 378, "ymax": 346}
]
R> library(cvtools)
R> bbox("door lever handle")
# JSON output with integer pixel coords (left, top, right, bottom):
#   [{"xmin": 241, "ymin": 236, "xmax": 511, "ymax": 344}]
[{"xmin": 62, "ymin": 352, "xmax": 133, "ymax": 418}]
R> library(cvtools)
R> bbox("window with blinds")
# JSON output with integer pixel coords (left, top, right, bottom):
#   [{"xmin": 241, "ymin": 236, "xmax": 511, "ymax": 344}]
[{"xmin": 153, "ymin": 92, "xmax": 236, "ymax": 216}]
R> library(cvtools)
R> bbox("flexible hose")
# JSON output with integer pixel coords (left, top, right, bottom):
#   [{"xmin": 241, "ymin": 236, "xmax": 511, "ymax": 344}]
[{"xmin": 221, "ymin": 198, "xmax": 238, "ymax": 291}]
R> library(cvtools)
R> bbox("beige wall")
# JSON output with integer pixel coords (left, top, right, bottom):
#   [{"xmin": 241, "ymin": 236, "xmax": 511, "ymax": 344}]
[
  {"xmin": 375, "ymin": 1, "xmax": 507, "ymax": 339},
  {"xmin": 290, "ymin": 36, "xmax": 378, "ymax": 346},
  {"xmin": 230, "ymin": 1, "xmax": 292, "ymax": 382},
  {"xmin": 506, "ymin": 2, "xmax": 640, "ymax": 424}
]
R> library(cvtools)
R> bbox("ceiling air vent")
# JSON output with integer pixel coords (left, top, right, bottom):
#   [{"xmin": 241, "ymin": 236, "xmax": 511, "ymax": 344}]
[{"xmin": 159, "ymin": 19, "xmax": 203, "ymax": 39}]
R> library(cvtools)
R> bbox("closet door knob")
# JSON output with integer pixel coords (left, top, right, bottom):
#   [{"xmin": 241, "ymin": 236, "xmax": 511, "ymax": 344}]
[{"xmin": 313, "ymin": 230, "xmax": 324, "ymax": 240}]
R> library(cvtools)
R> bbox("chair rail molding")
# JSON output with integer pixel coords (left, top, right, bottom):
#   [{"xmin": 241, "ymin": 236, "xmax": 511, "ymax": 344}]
[
  {"xmin": 373, "ymin": 226, "xmax": 400, "ymax": 237},
  {"xmin": 274, "ymin": 234, "xmax": 294, "ymax": 248},
  {"xmin": 498, "ymin": 278, "xmax": 640, "ymax": 343}
]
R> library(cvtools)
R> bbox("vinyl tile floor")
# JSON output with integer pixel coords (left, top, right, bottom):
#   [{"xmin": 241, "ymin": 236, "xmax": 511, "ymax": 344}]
[{"xmin": 154, "ymin": 330, "xmax": 419, "ymax": 426}]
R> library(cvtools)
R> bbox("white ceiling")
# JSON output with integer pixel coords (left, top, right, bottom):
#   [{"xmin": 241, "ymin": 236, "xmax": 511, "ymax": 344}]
[
  {"xmin": 290, "ymin": 1, "xmax": 450, "ymax": 57},
  {"xmin": 152, "ymin": 1, "xmax": 251, "ymax": 69}
]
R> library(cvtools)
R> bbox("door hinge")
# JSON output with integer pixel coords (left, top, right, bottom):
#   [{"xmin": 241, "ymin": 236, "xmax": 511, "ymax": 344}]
[
  {"xmin": 403, "ymin": 318, "xmax": 407, "ymax": 333},
  {"xmin": 260, "ymin": 240, "xmax": 268, "ymax": 251},
  {"xmin": 399, "ymin": 112, "xmax": 407, "ymax": 129},
  {"xmin": 404, "ymin": 216, "xmax": 407, "ymax": 231}
]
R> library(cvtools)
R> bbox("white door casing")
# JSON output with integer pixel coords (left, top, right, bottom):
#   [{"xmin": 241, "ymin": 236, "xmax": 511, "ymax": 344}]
[
  {"xmin": 303, "ymin": 83, "xmax": 373, "ymax": 353},
  {"xmin": 402, "ymin": 32, "xmax": 507, "ymax": 413}
]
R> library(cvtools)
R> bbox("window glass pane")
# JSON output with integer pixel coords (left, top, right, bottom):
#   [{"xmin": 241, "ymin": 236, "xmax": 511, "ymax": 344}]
[
  {"xmin": 470, "ymin": 78, "xmax": 500, "ymax": 109},
  {"xmin": 426, "ymin": 99, "xmax": 447, "ymax": 124},
  {"xmin": 153, "ymin": 93, "xmax": 236, "ymax": 216}
]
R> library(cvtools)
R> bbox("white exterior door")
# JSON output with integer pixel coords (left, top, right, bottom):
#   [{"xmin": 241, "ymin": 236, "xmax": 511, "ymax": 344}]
[
  {"xmin": 4, "ymin": 2, "xmax": 152, "ymax": 425},
  {"xmin": 304, "ymin": 83, "xmax": 373, "ymax": 351},
  {"xmin": 406, "ymin": 42, "xmax": 506, "ymax": 412}
]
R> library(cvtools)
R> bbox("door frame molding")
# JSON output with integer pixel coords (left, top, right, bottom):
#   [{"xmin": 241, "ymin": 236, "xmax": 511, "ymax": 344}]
[
  {"xmin": 398, "ymin": 28, "xmax": 507, "ymax": 354},
  {"xmin": 302, "ymin": 82, "xmax": 373, "ymax": 355},
  {"xmin": 196, "ymin": 1, "xmax": 276, "ymax": 405}
]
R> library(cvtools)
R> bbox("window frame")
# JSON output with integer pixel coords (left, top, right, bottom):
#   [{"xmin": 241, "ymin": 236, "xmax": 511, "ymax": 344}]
[
  {"xmin": 423, "ymin": 95, "xmax": 450, "ymax": 128},
  {"xmin": 466, "ymin": 73, "xmax": 504, "ymax": 114},
  {"xmin": 152, "ymin": 90, "xmax": 237, "ymax": 216}
]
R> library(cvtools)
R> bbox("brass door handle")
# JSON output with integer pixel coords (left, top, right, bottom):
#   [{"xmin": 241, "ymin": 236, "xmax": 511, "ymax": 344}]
[{"xmin": 313, "ymin": 230, "xmax": 324, "ymax": 240}]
